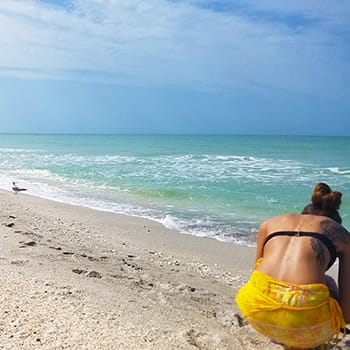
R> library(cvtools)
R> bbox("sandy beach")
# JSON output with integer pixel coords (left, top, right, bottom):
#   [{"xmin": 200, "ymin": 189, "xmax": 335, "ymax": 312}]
[{"xmin": 0, "ymin": 189, "xmax": 348, "ymax": 350}]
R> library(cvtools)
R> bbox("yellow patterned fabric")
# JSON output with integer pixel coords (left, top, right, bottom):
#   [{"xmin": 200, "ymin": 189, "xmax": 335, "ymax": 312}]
[{"xmin": 236, "ymin": 269, "xmax": 346, "ymax": 349}]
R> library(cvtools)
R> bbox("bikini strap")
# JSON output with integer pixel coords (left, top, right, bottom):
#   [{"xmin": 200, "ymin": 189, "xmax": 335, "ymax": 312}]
[{"xmin": 263, "ymin": 231, "xmax": 337, "ymax": 270}]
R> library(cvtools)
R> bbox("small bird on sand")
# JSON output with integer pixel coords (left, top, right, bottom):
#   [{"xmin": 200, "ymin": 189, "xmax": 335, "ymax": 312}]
[{"xmin": 12, "ymin": 182, "xmax": 27, "ymax": 194}]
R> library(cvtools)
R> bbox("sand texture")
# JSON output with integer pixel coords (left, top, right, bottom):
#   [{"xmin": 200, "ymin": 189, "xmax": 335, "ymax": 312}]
[{"xmin": 0, "ymin": 190, "xmax": 349, "ymax": 349}]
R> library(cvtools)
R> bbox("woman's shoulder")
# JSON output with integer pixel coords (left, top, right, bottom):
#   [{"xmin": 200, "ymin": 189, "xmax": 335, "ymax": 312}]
[
  {"xmin": 304, "ymin": 217, "xmax": 350, "ymax": 256},
  {"xmin": 319, "ymin": 219, "xmax": 350, "ymax": 242},
  {"xmin": 262, "ymin": 213, "xmax": 299, "ymax": 226}
]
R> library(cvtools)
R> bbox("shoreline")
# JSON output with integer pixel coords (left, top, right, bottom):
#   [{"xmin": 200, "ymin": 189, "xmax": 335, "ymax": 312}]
[
  {"xmin": 0, "ymin": 183, "xmax": 258, "ymax": 248},
  {"xmin": 1, "ymin": 188, "xmax": 257, "ymax": 269},
  {"xmin": 0, "ymin": 190, "xmax": 345, "ymax": 349}
]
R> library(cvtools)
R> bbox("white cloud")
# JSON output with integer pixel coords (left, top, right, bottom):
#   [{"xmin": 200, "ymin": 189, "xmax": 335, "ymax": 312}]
[{"xmin": 0, "ymin": 0, "xmax": 349, "ymax": 98}]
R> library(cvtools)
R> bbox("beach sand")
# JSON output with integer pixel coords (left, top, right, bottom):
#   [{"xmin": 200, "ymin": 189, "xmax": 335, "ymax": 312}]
[{"xmin": 0, "ymin": 190, "xmax": 348, "ymax": 349}]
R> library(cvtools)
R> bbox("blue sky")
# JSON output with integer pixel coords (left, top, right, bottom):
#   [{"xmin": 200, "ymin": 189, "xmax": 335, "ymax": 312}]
[{"xmin": 0, "ymin": 0, "xmax": 349, "ymax": 135}]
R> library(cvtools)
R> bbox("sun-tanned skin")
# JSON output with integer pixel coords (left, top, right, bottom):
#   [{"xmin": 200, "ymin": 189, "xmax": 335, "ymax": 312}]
[
  {"xmin": 236, "ymin": 184, "xmax": 348, "ymax": 350},
  {"xmin": 255, "ymin": 214, "xmax": 350, "ymax": 350}
]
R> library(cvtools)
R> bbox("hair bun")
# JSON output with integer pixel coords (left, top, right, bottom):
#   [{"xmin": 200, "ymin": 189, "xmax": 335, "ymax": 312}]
[{"xmin": 311, "ymin": 183, "xmax": 342, "ymax": 211}]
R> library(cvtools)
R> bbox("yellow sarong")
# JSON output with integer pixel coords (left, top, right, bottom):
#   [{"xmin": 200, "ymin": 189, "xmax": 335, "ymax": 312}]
[{"xmin": 236, "ymin": 270, "xmax": 346, "ymax": 349}]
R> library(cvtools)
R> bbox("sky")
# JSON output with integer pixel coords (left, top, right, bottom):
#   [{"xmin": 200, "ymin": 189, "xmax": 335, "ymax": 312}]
[{"xmin": 0, "ymin": 0, "xmax": 349, "ymax": 135}]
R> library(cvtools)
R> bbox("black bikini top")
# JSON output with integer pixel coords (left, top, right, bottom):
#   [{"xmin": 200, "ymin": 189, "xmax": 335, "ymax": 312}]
[{"xmin": 263, "ymin": 231, "xmax": 337, "ymax": 270}]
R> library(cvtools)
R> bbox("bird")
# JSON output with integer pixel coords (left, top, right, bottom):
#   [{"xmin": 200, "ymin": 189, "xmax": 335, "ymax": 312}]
[{"xmin": 12, "ymin": 182, "xmax": 27, "ymax": 194}]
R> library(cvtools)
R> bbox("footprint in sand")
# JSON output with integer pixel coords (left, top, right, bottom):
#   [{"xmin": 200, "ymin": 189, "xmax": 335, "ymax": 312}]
[
  {"xmin": 19, "ymin": 240, "xmax": 37, "ymax": 248},
  {"xmin": 72, "ymin": 269, "xmax": 102, "ymax": 278},
  {"xmin": 49, "ymin": 246, "xmax": 62, "ymax": 251},
  {"xmin": 22, "ymin": 231, "xmax": 43, "ymax": 239},
  {"xmin": 86, "ymin": 270, "xmax": 102, "ymax": 278},
  {"xmin": 11, "ymin": 259, "xmax": 29, "ymax": 266},
  {"xmin": 122, "ymin": 256, "xmax": 143, "ymax": 271},
  {"xmin": 80, "ymin": 253, "xmax": 99, "ymax": 261}
]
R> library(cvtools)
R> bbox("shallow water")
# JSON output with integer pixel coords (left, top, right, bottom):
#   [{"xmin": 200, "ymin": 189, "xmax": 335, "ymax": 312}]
[{"xmin": 0, "ymin": 134, "xmax": 349, "ymax": 245}]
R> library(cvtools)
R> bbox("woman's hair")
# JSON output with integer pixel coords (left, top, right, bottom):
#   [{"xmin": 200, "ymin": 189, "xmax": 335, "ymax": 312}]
[{"xmin": 301, "ymin": 183, "xmax": 342, "ymax": 223}]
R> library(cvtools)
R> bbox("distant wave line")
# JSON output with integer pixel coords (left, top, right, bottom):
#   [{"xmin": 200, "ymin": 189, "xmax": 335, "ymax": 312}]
[
  {"xmin": 328, "ymin": 167, "xmax": 350, "ymax": 175},
  {"xmin": 0, "ymin": 148, "xmax": 45, "ymax": 153}
]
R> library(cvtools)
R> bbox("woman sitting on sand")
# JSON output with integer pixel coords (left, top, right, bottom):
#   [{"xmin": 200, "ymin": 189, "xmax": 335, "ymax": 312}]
[{"xmin": 236, "ymin": 183, "xmax": 350, "ymax": 350}]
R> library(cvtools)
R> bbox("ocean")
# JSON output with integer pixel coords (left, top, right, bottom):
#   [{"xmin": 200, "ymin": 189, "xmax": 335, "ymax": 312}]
[{"xmin": 0, "ymin": 134, "xmax": 349, "ymax": 246}]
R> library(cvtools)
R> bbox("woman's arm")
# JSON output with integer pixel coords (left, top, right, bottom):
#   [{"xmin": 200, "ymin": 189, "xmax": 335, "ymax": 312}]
[
  {"xmin": 255, "ymin": 221, "xmax": 268, "ymax": 264},
  {"xmin": 322, "ymin": 220, "xmax": 350, "ymax": 322},
  {"xmin": 338, "ymin": 249, "xmax": 350, "ymax": 323}
]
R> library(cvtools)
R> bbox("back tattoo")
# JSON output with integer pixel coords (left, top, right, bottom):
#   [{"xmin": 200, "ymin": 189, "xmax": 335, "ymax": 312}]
[{"xmin": 311, "ymin": 220, "xmax": 350, "ymax": 267}]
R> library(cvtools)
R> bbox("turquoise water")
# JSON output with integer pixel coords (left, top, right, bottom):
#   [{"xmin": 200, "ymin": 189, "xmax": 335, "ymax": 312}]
[{"xmin": 0, "ymin": 134, "xmax": 349, "ymax": 246}]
